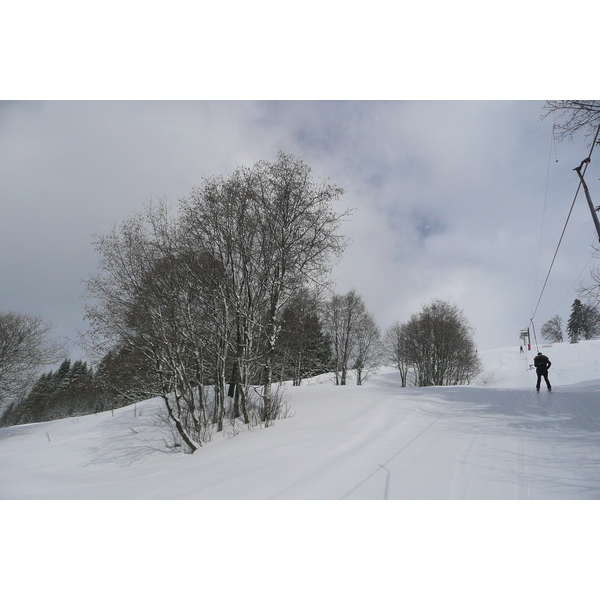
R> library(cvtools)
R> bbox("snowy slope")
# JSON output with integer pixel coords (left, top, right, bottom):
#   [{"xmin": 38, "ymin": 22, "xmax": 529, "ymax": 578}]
[
  {"xmin": 2, "ymin": 340, "xmax": 600, "ymax": 500},
  {"xmin": 476, "ymin": 341, "xmax": 600, "ymax": 388}
]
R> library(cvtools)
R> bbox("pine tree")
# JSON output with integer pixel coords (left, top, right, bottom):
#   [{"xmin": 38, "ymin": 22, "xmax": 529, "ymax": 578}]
[
  {"xmin": 273, "ymin": 290, "xmax": 332, "ymax": 385},
  {"xmin": 70, "ymin": 360, "xmax": 88, "ymax": 380},
  {"xmin": 581, "ymin": 304, "xmax": 600, "ymax": 340},
  {"xmin": 54, "ymin": 359, "xmax": 72, "ymax": 387},
  {"xmin": 567, "ymin": 299, "xmax": 600, "ymax": 342},
  {"xmin": 567, "ymin": 299, "xmax": 584, "ymax": 343}
]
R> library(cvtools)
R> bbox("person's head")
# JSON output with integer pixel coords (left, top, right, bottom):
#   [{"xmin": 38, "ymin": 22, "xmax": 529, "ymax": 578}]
[{"xmin": 538, "ymin": 352, "xmax": 542, "ymax": 356}]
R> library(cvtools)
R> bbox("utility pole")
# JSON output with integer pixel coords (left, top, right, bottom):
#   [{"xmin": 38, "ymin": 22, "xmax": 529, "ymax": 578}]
[
  {"xmin": 573, "ymin": 158, "xmax": 600, "ymax": 244},
  {"xmin": 520, "ymin": 327, "xmax": 531, "ymax": 368}
]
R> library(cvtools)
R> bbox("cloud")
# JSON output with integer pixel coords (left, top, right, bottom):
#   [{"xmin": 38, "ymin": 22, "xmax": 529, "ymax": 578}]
[{"xmin": 1, "ymin": 100, "xmax": 598, "ymax": 360}]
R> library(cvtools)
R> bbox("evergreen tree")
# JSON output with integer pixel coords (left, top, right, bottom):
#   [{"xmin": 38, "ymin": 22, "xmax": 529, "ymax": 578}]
[
  {"xmin": 567, "ymin": 299, "xmax": 584, "ymax": 343},
  {"xmin": 273, "ymin": 290, "xmax": 332, "ymax": 385},
  {"xmin": 70, "ymin": 360, "xmax": 88, "ymax": 380},
  {"xmin": 54, "ymin": 359, "xmax": 72, "ymax": 388},
  {"xmin": 567, "ymin": 299, "xmax": 600, "ymax": 342},
  {"xmin": 581, "ymin": 304, "xmax": 600, "ymax": 340},
  {"xmin": 56, "ymin": 359, "xmax": 71, "ymax": 378},
  {"xmin": 0, "ymin": 354, "xmax": 136, "ymax": 428}
]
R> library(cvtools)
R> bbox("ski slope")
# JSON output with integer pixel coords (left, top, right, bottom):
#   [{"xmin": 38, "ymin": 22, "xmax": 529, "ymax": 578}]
[{"xmin": 2, "ymin": 341, "xmax": 600, "ymax": 500}]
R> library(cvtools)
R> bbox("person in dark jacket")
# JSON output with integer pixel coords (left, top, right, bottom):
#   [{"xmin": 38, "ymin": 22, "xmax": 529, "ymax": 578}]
[{"xmin": 533, "ymin": 352, "xmax": 552, "ymax": 392}]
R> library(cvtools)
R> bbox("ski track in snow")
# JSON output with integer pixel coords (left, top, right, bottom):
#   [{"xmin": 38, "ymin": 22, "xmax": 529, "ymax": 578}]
[{"xmin": 3, "ymin": 341, "xmax": 600, "ymax": 499}]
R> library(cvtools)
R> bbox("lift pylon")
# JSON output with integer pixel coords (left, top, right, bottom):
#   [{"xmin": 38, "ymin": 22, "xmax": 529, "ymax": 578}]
[{"xmin": 574, "ymin": 157, "xmax": 600, "ymax": 244}]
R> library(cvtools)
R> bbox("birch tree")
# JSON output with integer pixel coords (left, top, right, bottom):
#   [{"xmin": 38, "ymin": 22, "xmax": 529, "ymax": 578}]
[
  {"xmin": 83, "ymin": 201, "xmax": 221, "ymax": 451},
  {"xmin": 352, "ymin": 310, "xmax": 382, "ymax": 385},
  {"xmin": 256, "ymin": 154, "xmax": 348, "ymax": 414},
  {"xmin": 180, "ymin": 169, "xmax": 263, "ymax": 426},
  {"xmin": 384, "ymin": 321, "xmax": 411, "ymax": 387},
  {"xmin": 325, "ymin": 291, "xmax": 359, "ymax": 385},
  {"xmin": 84, "ymin": 153, "xmax": 350, "ymax": 445},
  {"xmin": 181, "ymin": 152, "xmax": 349, "ymax": 421},
  {"xmin": 324, "ymin": 290, "xmax": 377, "ymax": 385}
]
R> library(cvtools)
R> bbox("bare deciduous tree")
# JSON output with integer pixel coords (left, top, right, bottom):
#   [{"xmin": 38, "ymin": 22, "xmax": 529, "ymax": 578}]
[
  {"xmin": 324, "ymin": 290, "xmax": 379, "ymax": 385},
  {"xmin": 0, "ymin": 311, "xmax": 66, "ymax": 407},
  {"xmin": 83, "ymin": 154, "xmax": 351, "ymax": 448},
  {"xmin": 83, "ymin": 201, "xmax": 220, "ymax": 452},
  {"xmin": 384, "ymin": 321, "xmax": 411, "ymax": 387},
  {"xmin": 401, "ymin": 300, "xmax": 481, "ymax": 387},
  {"xmin": 181, "ymin": 152, "xmax": 350, "ymax": 420},
  {"xmin": 325, "ymin": 291, "xmax": 359, "ymax": 385},
  {"xmin": 541, "ymin": 101, "xmax": 600, "ymax": 143},
  {"xmin": 540, "ymin": 315, "xmax": 564, "ymax": 343},
  {"xmin": 352, "ymin": 310, "xmax": 382, "ymax": 385},
  {"xmin": 180, "ymin": 168, "xmax": 267, "ymax": 426}
]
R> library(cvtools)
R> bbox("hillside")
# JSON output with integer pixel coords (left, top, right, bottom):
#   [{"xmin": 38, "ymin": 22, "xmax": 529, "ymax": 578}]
[{"xmin": 2, "ymin": 340, "xmax": 600, "ymax": 500}]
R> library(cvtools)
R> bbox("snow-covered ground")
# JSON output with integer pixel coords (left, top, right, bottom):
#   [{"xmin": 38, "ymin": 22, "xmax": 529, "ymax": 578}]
[
  {"xmin": 3, "ymin": 341, "xmax": 600, "ymax": 597},
  {"xmin": 3, "ymin": 340, "xmax": 600, "ymax": 500}
]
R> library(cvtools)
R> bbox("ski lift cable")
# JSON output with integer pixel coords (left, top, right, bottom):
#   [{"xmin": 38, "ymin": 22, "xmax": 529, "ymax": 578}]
[
  {"xmin": 547, "ymin": 254, "xmax": 595, "ymax": 317},
  {"xmin": 531, "ymin": 118, "xmax": 557, "ymax": 316},
  {"xmin": 530, "ymin": 174, "xmax": 583, "ymax": 322},
  {"xmin": 530, "ymin": 122, "xmax": 600, "ymax": 325}
]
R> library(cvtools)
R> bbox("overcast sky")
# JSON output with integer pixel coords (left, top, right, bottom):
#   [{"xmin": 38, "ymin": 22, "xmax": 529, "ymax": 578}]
[{"xmin": 2, "ymin": 99, "xmax": 599, "ymax": 361}]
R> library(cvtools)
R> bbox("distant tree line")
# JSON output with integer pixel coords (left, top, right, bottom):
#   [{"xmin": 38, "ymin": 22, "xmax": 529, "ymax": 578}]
[
  {"xmin": 1, "ymin": 292, "xmax": 484, "ymax": 429},
  {"xmin": 1, "ymin": 359, "xmax": 94, "ymax": 426},
  {"xmin": 540, "ymin": 299, "xmax": 600, "ymax": 344},
  {"xmin": 0, "ymin": 349, "xmax": 159, "ymax": 427}
]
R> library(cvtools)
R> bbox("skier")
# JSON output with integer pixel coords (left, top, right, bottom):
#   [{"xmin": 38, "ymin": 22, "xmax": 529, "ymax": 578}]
[{"xmin": 533, "ymin": 352, "xmax": 552, "ymax": 393}]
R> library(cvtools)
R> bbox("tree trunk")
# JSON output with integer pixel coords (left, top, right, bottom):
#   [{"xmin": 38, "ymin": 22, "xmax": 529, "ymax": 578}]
[
  {"xmin": 263, "ymin": 357, "xmax": 273, "ymax": 425},
  {"xmin": 356, "ymin": 367, "xmax": 363, "ymax": 386},
  {"xmin": 163, "ymin": 396, "xmax": 200, "ymax": 453},
  {"xmin": 340, "ymin": 364, "xmax": 347, "ymax": 385},
  {"xmin": 229, "ymin": 358, "xmax": 241, "ymax": 417}
]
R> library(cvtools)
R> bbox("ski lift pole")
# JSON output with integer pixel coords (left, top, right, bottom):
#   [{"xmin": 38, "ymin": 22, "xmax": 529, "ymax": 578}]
[
  {"xmin": 573, "ymin": 158, "xmax": 600, "ymax": 244},
  {"xmin": 520, "ymin": 327, "xmax": 531, "ymax": 368}
]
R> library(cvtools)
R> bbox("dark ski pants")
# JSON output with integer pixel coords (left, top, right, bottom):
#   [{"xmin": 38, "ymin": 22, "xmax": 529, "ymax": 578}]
[{"xmin": 536, "ymin": 369, "xmax": 551, "ymax": 391}]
